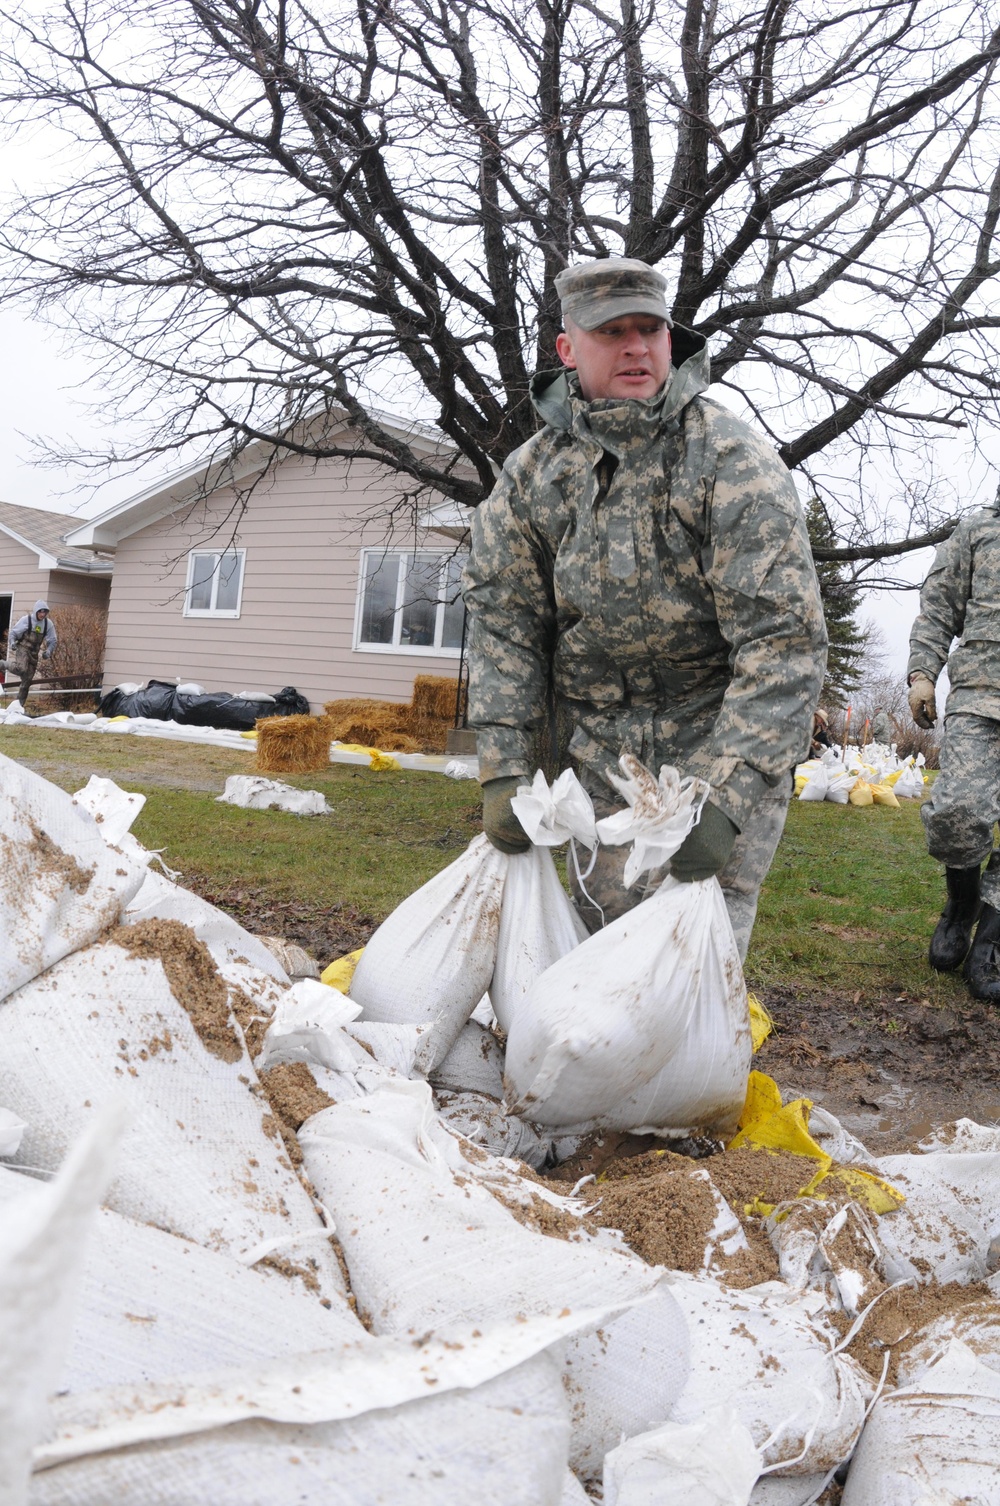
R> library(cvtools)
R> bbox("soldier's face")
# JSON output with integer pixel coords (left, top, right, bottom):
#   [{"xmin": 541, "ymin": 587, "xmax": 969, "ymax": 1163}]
[{"xmin": 555, "ymin": 314, "xmax": 672, "ymax": 401}]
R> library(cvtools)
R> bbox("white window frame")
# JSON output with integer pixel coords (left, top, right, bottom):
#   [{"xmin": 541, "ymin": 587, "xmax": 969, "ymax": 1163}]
[
  {"xmin": 353, "ymin": 548, "xmax": 466, "ymax": 656},
  {"xmin": 183, "ymin": 548, "xmax": 246, "ymax": 619}
]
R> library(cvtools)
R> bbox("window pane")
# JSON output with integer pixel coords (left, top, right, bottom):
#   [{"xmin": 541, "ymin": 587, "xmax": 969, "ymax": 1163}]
[
  {"xmin": 360, "ymin": 552, "xmax": 399, "ymax": 644},
  {"xmin": 440, "ymin": 555, "xmax": 466, "ymax": 650},
  {"xmin": 188, "ymin": 553, "xmax": 216, "ymax": 611},
  {"xmin": 400, "ymin": 553, "xmax": 439, "ymax": 647},
  {"xmin": 215, "ymin": 551, "xmax": 243, "ymax": 611}
]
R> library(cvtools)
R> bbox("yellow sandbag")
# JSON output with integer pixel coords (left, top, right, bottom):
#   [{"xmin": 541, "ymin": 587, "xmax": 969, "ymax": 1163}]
[
  {"xmin": 870, "ymin": 783, "xmax": 900, "ymax": 808},
  {"xmin": 884, "ymin": 767, "xmax": 903, "ymax": 787},
  {"xmin": 729, "ymin": 1071, "xmax": 904, "ymax": 1215},
  {"xmin": 321, "ymin": 947, "xmax": 365, "ymax": 993},
  {"xmin": 239, "ymin": 730, "xmax": 258, "ymax": 740},
  {"xmin": 748, "ymin": 993, "xmax": 773, "ymax": 1053},
  {"xmin": 849, "ymin": 781, "xmax": 874, "ymax": 806}
]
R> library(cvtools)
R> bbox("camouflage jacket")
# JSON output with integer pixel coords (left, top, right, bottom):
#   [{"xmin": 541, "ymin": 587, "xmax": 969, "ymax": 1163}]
[
  {"xmin": 463, "ymin": 327, "xmax": 828, "ymax": 830},
  {"xmin": 908, "ymin": 507, "xmax": 1000, "ymax": 720}
]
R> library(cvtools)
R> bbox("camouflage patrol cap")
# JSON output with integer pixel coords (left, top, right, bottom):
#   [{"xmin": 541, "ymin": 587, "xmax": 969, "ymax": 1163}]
[{"xmin": 555, "ymin": 257, "xmax": 672, "ymax": 331}]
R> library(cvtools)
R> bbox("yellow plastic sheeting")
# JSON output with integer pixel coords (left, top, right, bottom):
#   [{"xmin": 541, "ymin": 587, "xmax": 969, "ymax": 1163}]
[
  {"xmin": 321, "ymin": 947, "xmax": 365, "ymax": 993},
  {"xmin": 748, "ymin": 993, "xmax": 773, "ymax": 1053},
  {"xmin": 240, "ymin": 730, "xmax": 258, "ymax": 741},
  {"xmin": 333, "ymin": 742, "xmax": 401, "ymax": 771},
  {"xmin": 729, "ymin": 1071, "xmax": 904, "ymax": 1216}
]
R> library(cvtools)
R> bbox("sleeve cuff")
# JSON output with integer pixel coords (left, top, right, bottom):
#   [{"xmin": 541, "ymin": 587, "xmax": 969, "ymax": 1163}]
[{"xmin": 706, "ymin": 757, "xmax": 772, "ymax": 832}]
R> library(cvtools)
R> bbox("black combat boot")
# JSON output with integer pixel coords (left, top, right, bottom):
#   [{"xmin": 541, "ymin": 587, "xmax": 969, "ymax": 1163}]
[
  {"xmin": 965, "ymin": 904, "xmax": 1000, "ymax": 1003},
  {"xmin": 929, "ymin": 865, "xmax": 981, "ymax": 972}
]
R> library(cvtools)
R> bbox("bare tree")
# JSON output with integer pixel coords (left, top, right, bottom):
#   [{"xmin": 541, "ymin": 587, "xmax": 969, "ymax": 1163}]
[{"xmin": 2, "ymin": 0, "xmax": 1000, "ymax": 567}]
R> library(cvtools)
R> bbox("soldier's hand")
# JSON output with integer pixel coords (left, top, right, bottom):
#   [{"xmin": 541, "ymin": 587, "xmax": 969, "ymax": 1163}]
[
  {"xmin": 908, "ymin": 672, "xmax": 937, "ymax": 730},
  {"xmin": 670, "ymin": 799, "xmax": 739, "ymax": 883},
  {"xmin": 481, "ymin": 775, "xmax": 530, "ymax": 854}
]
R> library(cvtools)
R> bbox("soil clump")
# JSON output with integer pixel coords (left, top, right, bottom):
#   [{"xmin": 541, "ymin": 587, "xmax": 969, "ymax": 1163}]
[
  {"xmin": 259, "ymin": 1061, "xmax": 336, "ymax": 1167},
  {"xmin": 111, "ymin": 918, "xmax": 242, "ymax": 1062}
]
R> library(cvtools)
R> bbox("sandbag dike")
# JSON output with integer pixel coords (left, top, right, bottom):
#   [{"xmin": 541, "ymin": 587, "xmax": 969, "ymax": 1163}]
[{"xmin": 4, "ymin": 755, "xmax": 1000, "ymax": 1502}]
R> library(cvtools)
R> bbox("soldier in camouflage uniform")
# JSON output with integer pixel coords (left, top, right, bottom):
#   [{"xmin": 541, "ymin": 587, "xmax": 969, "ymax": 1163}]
[
  {"xmin": 463, "ymin": 258, "xmax": 828, "ymax": 959},
  {"xmin": 908, "ymin": 503, "xmax": 1000, "ymax": 1000}
]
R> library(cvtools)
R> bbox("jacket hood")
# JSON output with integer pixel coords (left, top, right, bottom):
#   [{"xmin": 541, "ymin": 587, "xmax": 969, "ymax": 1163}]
[
  {"xmin": 529, "ymin": 321, "xmax": 710, "ymax": 433},
  {"xmin": 33, "ymin": 600, "xmax": 49, "ymax": 614}
]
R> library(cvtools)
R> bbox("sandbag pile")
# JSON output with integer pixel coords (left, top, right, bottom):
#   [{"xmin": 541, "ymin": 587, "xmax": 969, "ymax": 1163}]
[
  {"xmin": 3, "ymin": 751, "xmax": 1000, "ymax": 1504},
  {"xmin": 795, "ymin": 745, "xmax": 928, "ymax": 807}
]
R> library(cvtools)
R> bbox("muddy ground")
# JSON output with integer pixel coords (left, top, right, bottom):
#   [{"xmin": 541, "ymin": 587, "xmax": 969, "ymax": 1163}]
[
  {"xmin": 192, "ymin": 881, "xmax": 1000, "ymax": 1156},
  {"xmin": 754, "ymin": 983, "xmax": 1000, "ymax": 1155},
  {"xmin": 184, "ymin": 876, "xmax": 376, "ymax": 960}
]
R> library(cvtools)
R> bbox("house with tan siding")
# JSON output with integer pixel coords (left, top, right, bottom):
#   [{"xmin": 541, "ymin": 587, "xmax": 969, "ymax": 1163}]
[
  {"xmin": 63, "ymin": 421, "xmax": 473, "ymax": 713},
  {"xmin": 0, "ymin": 501, "xmax": 113, "ymax": 646}
]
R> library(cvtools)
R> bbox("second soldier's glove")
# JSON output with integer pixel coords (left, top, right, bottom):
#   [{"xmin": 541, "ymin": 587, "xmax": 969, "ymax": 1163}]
[
  {"xmin": 670, "ymin": 800, "xmax": 739, "ymax": 883},
  {"xmin": 481, "ymin": 775, "xmax": 530, "ymax": 854},
  {"xmin": 908, "ymin": 672, "xmax": 937, "ymax": 730}
]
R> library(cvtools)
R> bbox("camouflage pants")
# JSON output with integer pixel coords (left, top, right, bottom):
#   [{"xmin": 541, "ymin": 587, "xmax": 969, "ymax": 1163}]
[
  {"xmin": 922, "ymin": 712, "xmax": 1000, "ymax": 906},
  {"xmin": 568, "ymin": 774, "xmax": 792, "ymax": 962}
]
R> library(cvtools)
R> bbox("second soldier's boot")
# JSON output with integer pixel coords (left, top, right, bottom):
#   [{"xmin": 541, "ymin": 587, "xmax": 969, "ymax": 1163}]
[
  {"xmin": 965, "ymin": 904, "xmax": 1000, "ymax": 1003},
  {"xmin": 929, "ymin": 865, "xmax": 981, "ymax": 972}
]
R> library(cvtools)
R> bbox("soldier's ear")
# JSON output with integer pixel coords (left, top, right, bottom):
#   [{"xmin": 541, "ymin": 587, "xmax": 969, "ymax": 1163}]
[{"xmin": 555, "ymin": 330, "xmax": 577, "ymax": 369}]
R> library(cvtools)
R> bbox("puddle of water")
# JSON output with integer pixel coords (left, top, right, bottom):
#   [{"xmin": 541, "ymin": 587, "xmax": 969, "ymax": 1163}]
[{"xmin": 817, "ymin": 1070, "xmax": 1000, "ymax": 1155}]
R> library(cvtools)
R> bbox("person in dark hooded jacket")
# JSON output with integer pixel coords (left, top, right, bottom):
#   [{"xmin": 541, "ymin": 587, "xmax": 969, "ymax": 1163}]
[{"xmin": 2, "ymin": 601, "xmax": 57, "ymax": 707}]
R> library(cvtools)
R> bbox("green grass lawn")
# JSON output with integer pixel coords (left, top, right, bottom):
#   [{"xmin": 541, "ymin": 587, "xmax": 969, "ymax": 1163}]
[{"xmin": 0, "ymin": 725, "xmax": 958, "ymax": 1001}]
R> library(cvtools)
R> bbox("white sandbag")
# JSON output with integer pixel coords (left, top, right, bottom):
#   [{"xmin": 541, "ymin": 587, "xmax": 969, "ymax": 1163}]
[
  {"xmin": 434, "ymin": 1089, "xmax": 553, "ymax": 1170},
  {"xmin": 841, "ymin": 1338, "xmax": 1000, "ymax": 1506},
  {"xmin": 506, "ymin": 755, "xmax": 750, "ymax": 1134},
  {"xmin": 71, "ymin": 775, "xmax": 146, "ymax": 847},
  {"xmin": 505, "ymin": 874, "xmax": 749, "ymax": 1133},
  {"xmin": 349, "ymin": 833, "xmax": 508, "ymax": 1070},
  {"xmin": 824, "ymin": 767, "xmax": 854, "ymax": 804},
  {"xmin": 255, "ymin": 935, "xmax": 321, "ymax": 978},
  {"xmin": 797, "ymin": 765, "xmax": 828, "ymax": 801},
  {"xmin": 489, "ymin": 846, "xmax": 588, "ymax": 1033},
  {"xmin": 561, "ymin": 1470, "xmax": 591, "ymax": 1505},
  {"xmin": 0, "ymin": 754, "xmax": 145, "ymax": 1004},
  {"xmin": 216, "ymin": 775, "xmax": 331, "ymax": 815},
  {"xmin": 602, "ymin": 1406, "xmax": 760, "ymax": 1506},
  {"xmin": 299, "ymin": 1077, "xmax": 660, "ymax": 1331},
  {"xmin": 0, "ymin": 938, "xmax": 344, "ymax": 1301},
  {"xmin": 0, "ymin": 1167, "xmax": 359, "ymax": 1390},
  {"xmin": 508, "ymin": 768, "xmax": 598, "ymax": 851},
  {"xmin": 564, "ymin": 1275, "xmax": 870, "ymax": 1482},
  {"xmin": 874, "ymin": 1149, "xmax": 1000, "ymax": 1284},
  {"xmin": 0, "ymin": 1110, "xmax": 123, "ymax": 1506},
  {"xmin": 430, "ymin": 1019, "xmax": 506, "ymax": 1097},
  {"xmin": 919, "ymin": 1116, "xmax": 1000, "ymax": 1154},
  {"xmin": 31, "ymin": 1350, "xmax": 570, "ymax": 1506}
]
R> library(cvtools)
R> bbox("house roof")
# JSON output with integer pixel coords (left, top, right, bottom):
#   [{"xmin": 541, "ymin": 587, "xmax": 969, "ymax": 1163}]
[
  {"xmin": 64, "ymin": 407, "xmax": 472, "ymax": 551},
  {"xmin": 0, "ymin": 500, "xmax": 113, "ymax": 575}
]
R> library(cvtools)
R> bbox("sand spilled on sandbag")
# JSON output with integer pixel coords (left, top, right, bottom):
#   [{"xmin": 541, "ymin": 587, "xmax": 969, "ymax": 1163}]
[
  {"xmin": 111, "ymin": 918, "xmax": 242, "ymax": 1062},
  {"xmin": 831, "ymin": 1282, "xmax": 1000, "ymax": 1386},
  {"xmin": 561, "ymin": 1143, "xmax": 861, "ymax": 1286},
  {"xmin": 27, "ymin": 819, "xmax": 94, "ymax": 893},
  {"xmin": 259, "ymin": 1062, "xmax": 336, "ymax": 1168}
]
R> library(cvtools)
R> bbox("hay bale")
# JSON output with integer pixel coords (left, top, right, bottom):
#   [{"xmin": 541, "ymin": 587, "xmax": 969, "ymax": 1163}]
[
  {"xmin": 256, "ymin": 715, "xmax": 330, "ymax": 773},
  {"xmin": 322, "ymin": 697, "xmax": 405, "ymax": 723},
  {"xmin": 411, "ymin": 675, "xmax": 465, "ymax": 722}
]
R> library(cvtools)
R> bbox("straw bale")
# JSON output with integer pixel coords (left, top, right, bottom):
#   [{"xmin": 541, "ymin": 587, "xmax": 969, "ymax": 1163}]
[
  {"xmin": 322, "ymin": 697, "xmax": 405, "ymax": 723},
  {"xmin": 410, "ymin": 675, "xmax": 465, "ymax": 721},
  {"xmin": 256, "ymin": 714, "xmax": 330, "ymax": 773}
]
